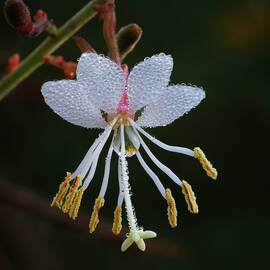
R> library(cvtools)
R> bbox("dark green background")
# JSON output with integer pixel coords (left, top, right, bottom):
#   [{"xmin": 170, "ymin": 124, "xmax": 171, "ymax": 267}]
[{"xmin": 0, "ymin": 0, "xmax": 269, "ymax": 269}]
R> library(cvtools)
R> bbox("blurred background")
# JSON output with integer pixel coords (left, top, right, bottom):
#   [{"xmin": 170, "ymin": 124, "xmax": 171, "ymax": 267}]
[{"xmin": 0, "ymin": 0, "xmax": 269, "ymax": 269}]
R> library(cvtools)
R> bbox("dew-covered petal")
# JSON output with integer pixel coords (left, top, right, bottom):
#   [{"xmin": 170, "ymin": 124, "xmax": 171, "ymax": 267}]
[
  {"xmin": 41, "ymin": 80, "xmax": 107, "ymax": 129},
  {"xmin": 127, "ymin": 53, "xmax": 173, "ymax": 113},
  {"xmin": 76, "ymin": 52, "xmax": 125, "ymax": 114},
  {"xmin": 136, "ymin": 84, "xmax": 205, "ymax": 127}
]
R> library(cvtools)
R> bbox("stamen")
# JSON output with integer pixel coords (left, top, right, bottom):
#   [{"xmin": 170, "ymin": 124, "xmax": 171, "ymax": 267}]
[
  {"xmin": 181, "ymin": 180, "xmax": 198, "ymax": 214},
  {"xmin": 194, "ymin": 147, "xmax": 217, "ymax": 180},
  {"xmin": 112, "ymin": 205, "xmax": 122, "ymax": 235},
  {"xmin": 71, "ymin": 136, "xmax": 101, "ymax": 179},
  {"xmin": 51, "ymin": 172, "xmax": 72, "ymax": 208},
  {"xmin": 81, "ymin": 153, "xmax": 99, "ymax": 189},
  {"xmin": 62, "ymin": 175, "xmax": 82, "ymax": 213},
  {"xmin": 131, "ymin": 126, "xmax": 182, "ymax": 186},
  {"xmin": 165, "ymin": 188, "xmax": 177, "ymax": 228},
  {"xmin": 69, "ymin": 187, "xmax": 84, "ymax": 220},
  {"xmin": 75, "ymin": 117, "xmax": 118, "ymax": 181},
  {"xmin": 99, "ymin": 142, "xmax": 114, "ymax": 197},
  {"xmin": 135, "ymin": 150, "xmax": 166, "ymax": 198},
  {"xmin": 82, "ymin": 119, "xmax": 119, "ymax": 190},
  {"xmin": 89, "ymin": 196, "xmax": 105, "ymax": 233},
  {"xmin": 130, "ymin": 119, "xmax": 194, "ymax": 156}
]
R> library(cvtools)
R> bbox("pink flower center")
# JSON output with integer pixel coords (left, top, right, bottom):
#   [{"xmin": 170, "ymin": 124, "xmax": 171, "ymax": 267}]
[
  {"xmin": 108, "ymin": 64, "xmax": 134, "ymax": 125},
  {"xmin": 117, "ymin": 64, "xmax": 129, "ymax": 114}
]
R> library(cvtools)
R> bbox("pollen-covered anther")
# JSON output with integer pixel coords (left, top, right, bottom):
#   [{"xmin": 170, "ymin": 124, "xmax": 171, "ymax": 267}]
[
  {"xmin": 62, "ymin": 175, "xmax": 82, "ymax": 213},
  {"xmin": 165, "ymin": 188, "xmax": 177, "ymax": 228},
  {"xmin": 89, "ymin": 196, "xmax": 105, "ymax": 233},
  {"xmin": 68, "ymin": 187, "xmax": 84, "ymax": 220},
  {"xmin": 194, "ymin": 147, "xmax": 217, "ymax": 180},
  {"xmin": 51, "ymin": 172, "xmax": 72, "ymax": 208},
  {"xmin": 182, "ymin": 180, "xmax": 199, "ymax": 214},
  {"xmin": 112, "ymin": 205, "xmax": 122, "ymax": 235}
]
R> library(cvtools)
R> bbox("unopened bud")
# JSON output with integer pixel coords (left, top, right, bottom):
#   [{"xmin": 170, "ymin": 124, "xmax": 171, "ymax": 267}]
[
  {"xmin": 4, "ymin": 0, "xmax": 32, "ymax": 35},
  {"xmin": 117, "ymin": 24, "xmax": 142, "ymax": 61},
  {"xmin": 4, "ymin": 0, "xmax": 55, "ymax": 36}
]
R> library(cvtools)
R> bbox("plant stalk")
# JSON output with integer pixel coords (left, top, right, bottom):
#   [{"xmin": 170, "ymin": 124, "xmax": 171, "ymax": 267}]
[{"xmin": 0, "ymin": 0, "xmax": 104, "ymax": 101}]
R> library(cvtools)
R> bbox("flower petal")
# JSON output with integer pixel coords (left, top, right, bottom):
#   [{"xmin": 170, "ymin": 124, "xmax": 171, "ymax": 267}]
[
  {"xmin": 41, "ymin": 80, "xmax": 107, "ymax": 128},
  {"xmin": 76, "ymin": 53, "xmax": 125, "ymax": 114},
  {"xmin": 136, "ymin": 84, "xmax": 205, "ymax": 127},
  {"xmin": 127, "ymin": 53, "xmax": 173, "ymax": 112}
]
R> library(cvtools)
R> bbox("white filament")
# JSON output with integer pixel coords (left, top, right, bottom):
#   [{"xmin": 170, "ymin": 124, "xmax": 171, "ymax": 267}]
[
  {"xmin": 99, "ymin": 141, "xmax": 114, "ymax": 197},
  {"xmin": 130, "ymin": 119, "xmax": 194, "ymax": 157},
  {"xmin": 131, "ymin": 125, "xmax": 182, "ymax": 187},
  {"xmin": 72, "ymin": 117, "xmax": 118, "ymax": 179},
  {"xmin": 81, "ymin": 118, "xmax": 118, "ymax": 189},
  {"xmin": 120, "ymin": 123, "xmax": 138, "ymax": 232},
  {"xmin": 71, "ymin": 136, "xmax": 100, "ymax": 179},
  {"xmin": 82, "ymin": 152, "xmax": 99, "ymax": 190},
  {"xmin": 135, "ymin": 150, "xmax": 166, "ymax": 198}
]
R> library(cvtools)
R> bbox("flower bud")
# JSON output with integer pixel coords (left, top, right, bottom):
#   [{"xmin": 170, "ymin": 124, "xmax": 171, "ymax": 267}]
[
  {"xmin": 4, "ymin": 0, "xmax": 33, "ymax": 35},
  {"xmin": 117, "ymin": 24, "xmax": 142, "ymax": 61},
  {"xmin": 4, "ymin": 0, "xmax": 55, "ymax": 36}
]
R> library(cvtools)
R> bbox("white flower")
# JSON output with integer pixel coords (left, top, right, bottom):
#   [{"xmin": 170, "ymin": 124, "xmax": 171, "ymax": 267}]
[{"xmin": 41, "ymin": 52, "xmax": 217, "ymax": 252}]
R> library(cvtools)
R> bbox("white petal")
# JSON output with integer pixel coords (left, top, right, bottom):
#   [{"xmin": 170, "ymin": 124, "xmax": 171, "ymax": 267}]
[
  {"xmin": 127, "ymin": 53, "xmax": 173, "ymax": 113},
  {"xmin": 76, "ymin": 53, "xmax": 125, "ymax": 114},
  {"xmin": 41, "ymin": 80, "xmax": 107, "ymax": 129},
  {"xmin": 136, "ymin": 84, "xmax": 205, "ymax": 127}
]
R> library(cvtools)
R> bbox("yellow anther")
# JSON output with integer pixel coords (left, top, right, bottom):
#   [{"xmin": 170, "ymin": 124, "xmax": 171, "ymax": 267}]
[
  {"xmin": 112, "ymin": 205, "xmax": 122, "ymax": 235},
  {"xmin": 181, "ymin": 180, "xmax": 199, "ymax": 214},
  {"xmin": 62, "ymin": 175, "xmax": 82, "ymax": 213},
  {"xmin": 89, "ymin": 196, "xmax": 105, "ymax": 233},
  {"xmin": 194, "ymin": 147, "xmax": 217, "ymax": 180},
  {"xmin": 51, "ymin": 172, "xmax": 72, "ymax": 208},
  {"xmin": 69, "ymin": 187, "xmax": 84, "ymax": 220},
  {"xmin": 165, "ymin": 188, "xmax": 177, "ymax": 228}
]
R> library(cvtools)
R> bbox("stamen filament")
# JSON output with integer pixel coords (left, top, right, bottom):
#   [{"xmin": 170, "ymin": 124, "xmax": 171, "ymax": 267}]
[
  {"xmin": 131, "ymin": 126, "xmax": 182, "ymax": 187},
  {"xmin": 82, "ymin": 152, "xmax": 99, "ymax": 190},
  {"xmin": 76, "ymin": 117, "xmax": 118, "ymax": 180},
  {"xmin": 135, "ymin": 150, "xmax": 166, "ymax": 198},
  {"xmin": 99, "ymin": 142, "xmax": 114, "ymax": 197},
  {"xmin": 82, "ymin": 118, "xmax": 118, "ymax": 190},
  {"xmin": 130, "ymin": 119, "xmax": 194, "ymax": 156},
  {"xmin": 71, "ymin": 136, "xmax": 101, "ymax": 179}
]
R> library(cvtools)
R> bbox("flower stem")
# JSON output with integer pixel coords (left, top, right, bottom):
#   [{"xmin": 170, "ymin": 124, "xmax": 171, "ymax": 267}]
[{"xmin": 0, "ymin": 0, "xmax": 104, "ymax": 101}]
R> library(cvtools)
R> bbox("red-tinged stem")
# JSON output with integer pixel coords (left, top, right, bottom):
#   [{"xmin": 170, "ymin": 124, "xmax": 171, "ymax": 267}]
[{"xmin": 96, "ymin": 0, "xmax": 121, "ymax": 65}]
